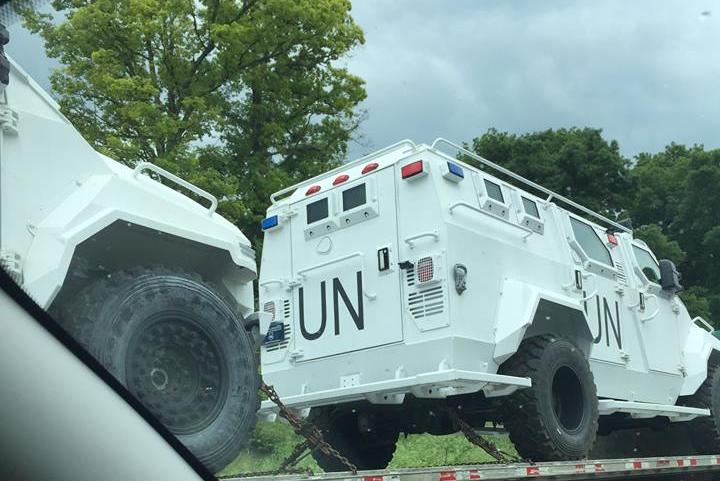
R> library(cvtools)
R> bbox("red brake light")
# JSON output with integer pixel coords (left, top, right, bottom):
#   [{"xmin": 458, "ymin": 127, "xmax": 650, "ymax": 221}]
[
  {"xmin": 607, "ymin": 234, "xmax": 618, "ymax": 245},
  {"xmin": 305, "ymin": 185, "xmax": 321, "ymax": 196},
  {"xmin": 401, "ymin": 160, "xmax": 424, "ymax": 179},
  {"xmin": 362, "ymin": 162, "xmax": 379, "ymax": 174},
  {"xmin": 417, "ymin": 257, "xmax": 434, "ymax": 283},
  {"xmin": 333, "ymin": 174, "xmax": 349, "ymax": 185}
]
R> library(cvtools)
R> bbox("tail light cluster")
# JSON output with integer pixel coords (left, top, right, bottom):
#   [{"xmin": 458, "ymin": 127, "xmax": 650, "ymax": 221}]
[
  {"xmin": 416, "ymin": 256, "xmax": 435, "ymax": 284},
  {"xmin": 263, "ymin": 301, "xmax": 275, "ymax": 321}
]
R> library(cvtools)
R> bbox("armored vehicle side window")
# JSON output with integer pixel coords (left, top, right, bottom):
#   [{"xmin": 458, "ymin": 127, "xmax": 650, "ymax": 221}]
[
  {"xmin": 342, "ymin": 183, "xmax": 367, "ymax": 211},
  {"xmin": 570, "ymin": 218, "xmax": 613, "ymax": 266},
  {"xmin": 632, "ymin": 245, "xmax": 661, "ymax": 284},
  {"xmin": 522, "ymin": 197, "xmax": 540, "ymax": 218},
  {"xmin": 306, "ymin": 198, "xmax": 329, "ymax": 224},
  {"xmin": 484, "ymin": 179, "xmax": 504, "ymax": 203}
]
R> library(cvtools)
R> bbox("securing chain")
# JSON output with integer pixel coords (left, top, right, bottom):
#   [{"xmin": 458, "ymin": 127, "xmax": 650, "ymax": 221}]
[
  {"xmin": 219, "ymin": 383, "xmax": 358, "ymax": 478},
  {"xmin": 263, "ymin": 383, "xmax": 358, "ymax": 474},
  {"xmin": 222, "ymin": 385, "xmax": 527, "ymax": 479},
  {"xmin": 443, "ymin": 405, "xmax": 522, "ymax": 463}
]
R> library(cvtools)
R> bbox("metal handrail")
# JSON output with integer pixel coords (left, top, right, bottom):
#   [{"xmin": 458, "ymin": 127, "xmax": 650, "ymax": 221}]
[
  {"xmin": 269, "ymin": 140, "xmax": 418, "ymax": 204},
  {"xmin": 693, "ymin": 316, "xmax": 714, "ymax": 333},
  {"xmin": 132, "ymin": 162, "xmax": 218, "ymax": 216},
  {"xmin": 431, "ymin": 138, "xmax": 632, "ymax": 234}
]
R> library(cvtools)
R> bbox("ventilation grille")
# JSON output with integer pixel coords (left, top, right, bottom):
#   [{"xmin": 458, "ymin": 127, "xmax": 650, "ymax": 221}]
[
  {"xmin": 406, "ymin": 266, "xmax": 416, "ymax": 287},
  {"xmin": 615, "ymin": 262, "xmax": 628, "ymax": 286},
  {"xmin": 264, "ymin": 299, "xmax": 291, "ymax": 352},
  {"xmin": 408, "ymin": 285, "xmax": 445, "ymax": 319}
]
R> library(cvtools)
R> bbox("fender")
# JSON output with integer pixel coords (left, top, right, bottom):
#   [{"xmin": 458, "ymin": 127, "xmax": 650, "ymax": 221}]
[
  {"xmin": 22, "ymin": 169, "xmax": 256, "ymax": 308},
  {"xmin": 493, "ymin": 279, "xmax": 591, "ymax": 364},
  {"xmin": 679, "ymin": 323, "xmax": 720, "ymax": 396}
]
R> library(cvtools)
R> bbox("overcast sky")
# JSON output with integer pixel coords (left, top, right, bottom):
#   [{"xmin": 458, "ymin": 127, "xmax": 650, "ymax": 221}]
[{"xmin": 7, "ymin": 0, "xmax": 720, "ymax": 161}]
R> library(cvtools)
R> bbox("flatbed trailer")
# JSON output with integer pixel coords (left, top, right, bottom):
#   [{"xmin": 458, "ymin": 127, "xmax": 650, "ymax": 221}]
[{"xmin": 224, "ymin": 455, "xmax": 720, "ymax": 481}]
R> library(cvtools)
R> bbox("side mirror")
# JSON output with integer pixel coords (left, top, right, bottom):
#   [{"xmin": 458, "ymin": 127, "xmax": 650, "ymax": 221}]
[{"xmin": 659, "ymin": 259, "xmax": 683, "ymax": 294}]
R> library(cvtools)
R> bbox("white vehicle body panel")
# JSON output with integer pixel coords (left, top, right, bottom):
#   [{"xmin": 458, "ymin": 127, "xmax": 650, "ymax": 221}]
[
  {"xmin": 259, "ymin": 139, "xmax": 720, "ymax": 416},
  {"xmin": 0, "ymin": 57, "xmax": 256, "ymax": 312}
]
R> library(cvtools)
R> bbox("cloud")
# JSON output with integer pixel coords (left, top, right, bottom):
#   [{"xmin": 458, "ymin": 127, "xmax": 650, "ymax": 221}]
[
  {"xmin": 6, "ymin": 0, "xmax": 719, "ymax": 160},
  {"xmin": 346, "ymin": 0, "xmax": 720, "ymax": 160}
]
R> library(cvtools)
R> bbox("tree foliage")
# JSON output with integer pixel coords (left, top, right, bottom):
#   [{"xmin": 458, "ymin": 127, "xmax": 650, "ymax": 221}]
[
  {"xmin": 466, "ymin": 128, "xmax": 631, "ymax": 218},
  {"xmin": 20, "ymin": 0, "xmax": 365, "ymax": 234},
  {"xmin": 468, "ymin": 129, "xmax": 720, "ymax": 324}
]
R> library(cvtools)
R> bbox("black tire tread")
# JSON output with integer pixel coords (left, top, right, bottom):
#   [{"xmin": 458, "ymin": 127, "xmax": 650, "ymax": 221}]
[
  {"xmin": 308, "ymin": 407, "xmax": 398, "ymax": 472},
  {"xmin": 499, "ymin": 334, "xmax": 598, "ymax": 461},
  {"xmin": 54, "ymin": 266, "xmax": 259, "ymax": 473},
  {"xmin": 681, "ymin": 362, "xmax": 720, "ymax": 454}
]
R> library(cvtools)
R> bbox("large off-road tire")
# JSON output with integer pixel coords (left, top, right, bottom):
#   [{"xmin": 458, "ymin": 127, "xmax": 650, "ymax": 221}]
[
  {"xmin": 308, "ymin": 406, "xmax": 399, "ymax": 472},
  {"xmin": 499, "ymin": 334, "xmax": 598, "ymax": 461},
  {"xmin": 56, "ymin": 267, "xmax": 259, "ymax": 473},
  {"xmin": 681, "ymin": 362, "xmax": 720, "ymax": 454}
]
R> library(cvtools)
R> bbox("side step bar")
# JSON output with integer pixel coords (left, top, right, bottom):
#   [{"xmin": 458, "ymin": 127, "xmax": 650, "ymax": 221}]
[
  {"xmin": 259, "ymin": 369, "xmax": 531, "ymax": 418},
  {"xmin": 598, "ymin": 399, "xmax": 709, "ymax": 421}
]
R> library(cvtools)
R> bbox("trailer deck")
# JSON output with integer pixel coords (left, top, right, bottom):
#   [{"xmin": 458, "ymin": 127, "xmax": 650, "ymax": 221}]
[{"xmin": 224, "ymin": 455, "xmax": 720, "ymax": 481}]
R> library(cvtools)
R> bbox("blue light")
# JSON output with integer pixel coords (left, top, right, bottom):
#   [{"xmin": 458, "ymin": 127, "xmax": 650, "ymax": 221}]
[
  {"xmin": 261, "ymin": 215, "xmax": 279, "ymax": 231},
  {"xmin": 447, "ymin": 162, "xmax": 464, "ymax": 178}
]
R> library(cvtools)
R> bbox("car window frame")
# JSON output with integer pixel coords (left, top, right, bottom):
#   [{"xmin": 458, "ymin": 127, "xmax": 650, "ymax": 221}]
[
  {"xmin": 631, "ymin": 243, "xmax": 662, "ymax": 286},
  {"xmin": 568, "ymin": 216, "xmax": 614, "ymax": 268}
]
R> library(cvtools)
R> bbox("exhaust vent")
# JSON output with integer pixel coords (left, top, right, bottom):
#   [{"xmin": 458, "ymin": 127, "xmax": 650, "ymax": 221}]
[
  {"xmin": 408, "ymin": 285, "xmax": 445, "ymax": 319},
  {"xmin": 615, "ymin": 262, "xmax": 628, "ymax": 287}
]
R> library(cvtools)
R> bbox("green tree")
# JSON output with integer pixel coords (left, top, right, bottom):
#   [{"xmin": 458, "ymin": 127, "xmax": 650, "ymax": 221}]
[
  {"xmin": 20, "ymin": 0, "xmax": 365, "ymax": 229},
  {"xmin": 465, "ymin": 128, "xmax": 720, "ymax": 323},
  {"xmin": 465, "ymin": 127, "xmax": 632, "ymax": 218},
  {"xmin": 629, "ymin": 144, "xmax": 720, "ymax": 322}
]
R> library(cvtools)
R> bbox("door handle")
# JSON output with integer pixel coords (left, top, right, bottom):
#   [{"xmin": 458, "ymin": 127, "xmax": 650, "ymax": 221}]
[{"xmin": 404, "ymin": 230, "xmax": 439, "ymax": 248}]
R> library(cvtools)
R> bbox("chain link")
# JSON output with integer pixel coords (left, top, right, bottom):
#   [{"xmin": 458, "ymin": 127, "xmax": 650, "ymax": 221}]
[
  {"xmin": 443, "ymin": 405, "xmax": 523, "ymax": 463},
  {"xmin": 222, "ymin": 384, "xmax": 528, "ymax": 479},
  {"xmin": 261, "ymin": 383, "xmax": 358, "ymax": 474}
]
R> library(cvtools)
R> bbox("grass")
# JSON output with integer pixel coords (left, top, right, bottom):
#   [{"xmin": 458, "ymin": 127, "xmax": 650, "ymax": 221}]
[{"xmin": 218, "ymin": 422, "xmax": 517, "ymax": 476}]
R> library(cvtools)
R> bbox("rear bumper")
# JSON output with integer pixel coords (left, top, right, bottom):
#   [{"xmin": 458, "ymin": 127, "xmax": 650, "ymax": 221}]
[{"xmin": 259, "ymin": 368, "xmax": 530, "ymax": 418}]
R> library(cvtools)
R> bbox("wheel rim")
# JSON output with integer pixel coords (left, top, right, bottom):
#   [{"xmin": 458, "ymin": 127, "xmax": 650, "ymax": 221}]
[
  {"xmin": 125, "ymin": 313, "xmax": 227, "ymax": 435},
  {"xmin": 551, "ymin": 366, "xmax": 585, "ymax": 432}
]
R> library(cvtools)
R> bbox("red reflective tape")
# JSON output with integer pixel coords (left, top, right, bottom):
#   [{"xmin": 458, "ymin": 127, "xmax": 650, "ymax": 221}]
[
  {"xmin": 594, "ymin": 463, "xmax": 604, "ymax": 472},
  {"xmin": 677, "ymin": 459, "xmax": 684, "ymax": 467},
  {"xmin": 633, "ymin": 461, "xmax": 642, "ymax": 469},
  {"xmin": 468, "ymin": 469, "xmax": 481, "ymax": 480},
  {"xmin": 526, "ymin": 466, "xmax": 541, "ymax": 475},
  {"xmin": 657, "ymin": 460, "xmax": 671, "ymax": 467},
  {"xmin": 690, "ymin": 458, "xmax": 698, "ymax": 466},
  {"xmin": 575, "ymin": 464, "xmax": 585, "ymax": 473},
  {"xmin": 364, "ymin": 477, "xmax": 384, "ymax": 481},
  {"xmin": 440, "ymin": 472, "xmax": 456, "ymax": 481}
]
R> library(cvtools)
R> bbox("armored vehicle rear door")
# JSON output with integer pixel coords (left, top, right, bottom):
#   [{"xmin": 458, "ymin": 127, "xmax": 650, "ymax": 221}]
[{"xmin": 288, "ymin": 168, "xmax": 403, "ymax": 361}]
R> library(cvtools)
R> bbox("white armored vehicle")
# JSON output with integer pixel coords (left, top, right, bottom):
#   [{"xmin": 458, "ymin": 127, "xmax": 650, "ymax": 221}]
[
  {"xmin": 0, "ymin": 30, "xmax": 261, "ymax": 472},
  {"xmin": 259, "ymin": 139, "xmax": 720, "ymax": 470}
]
